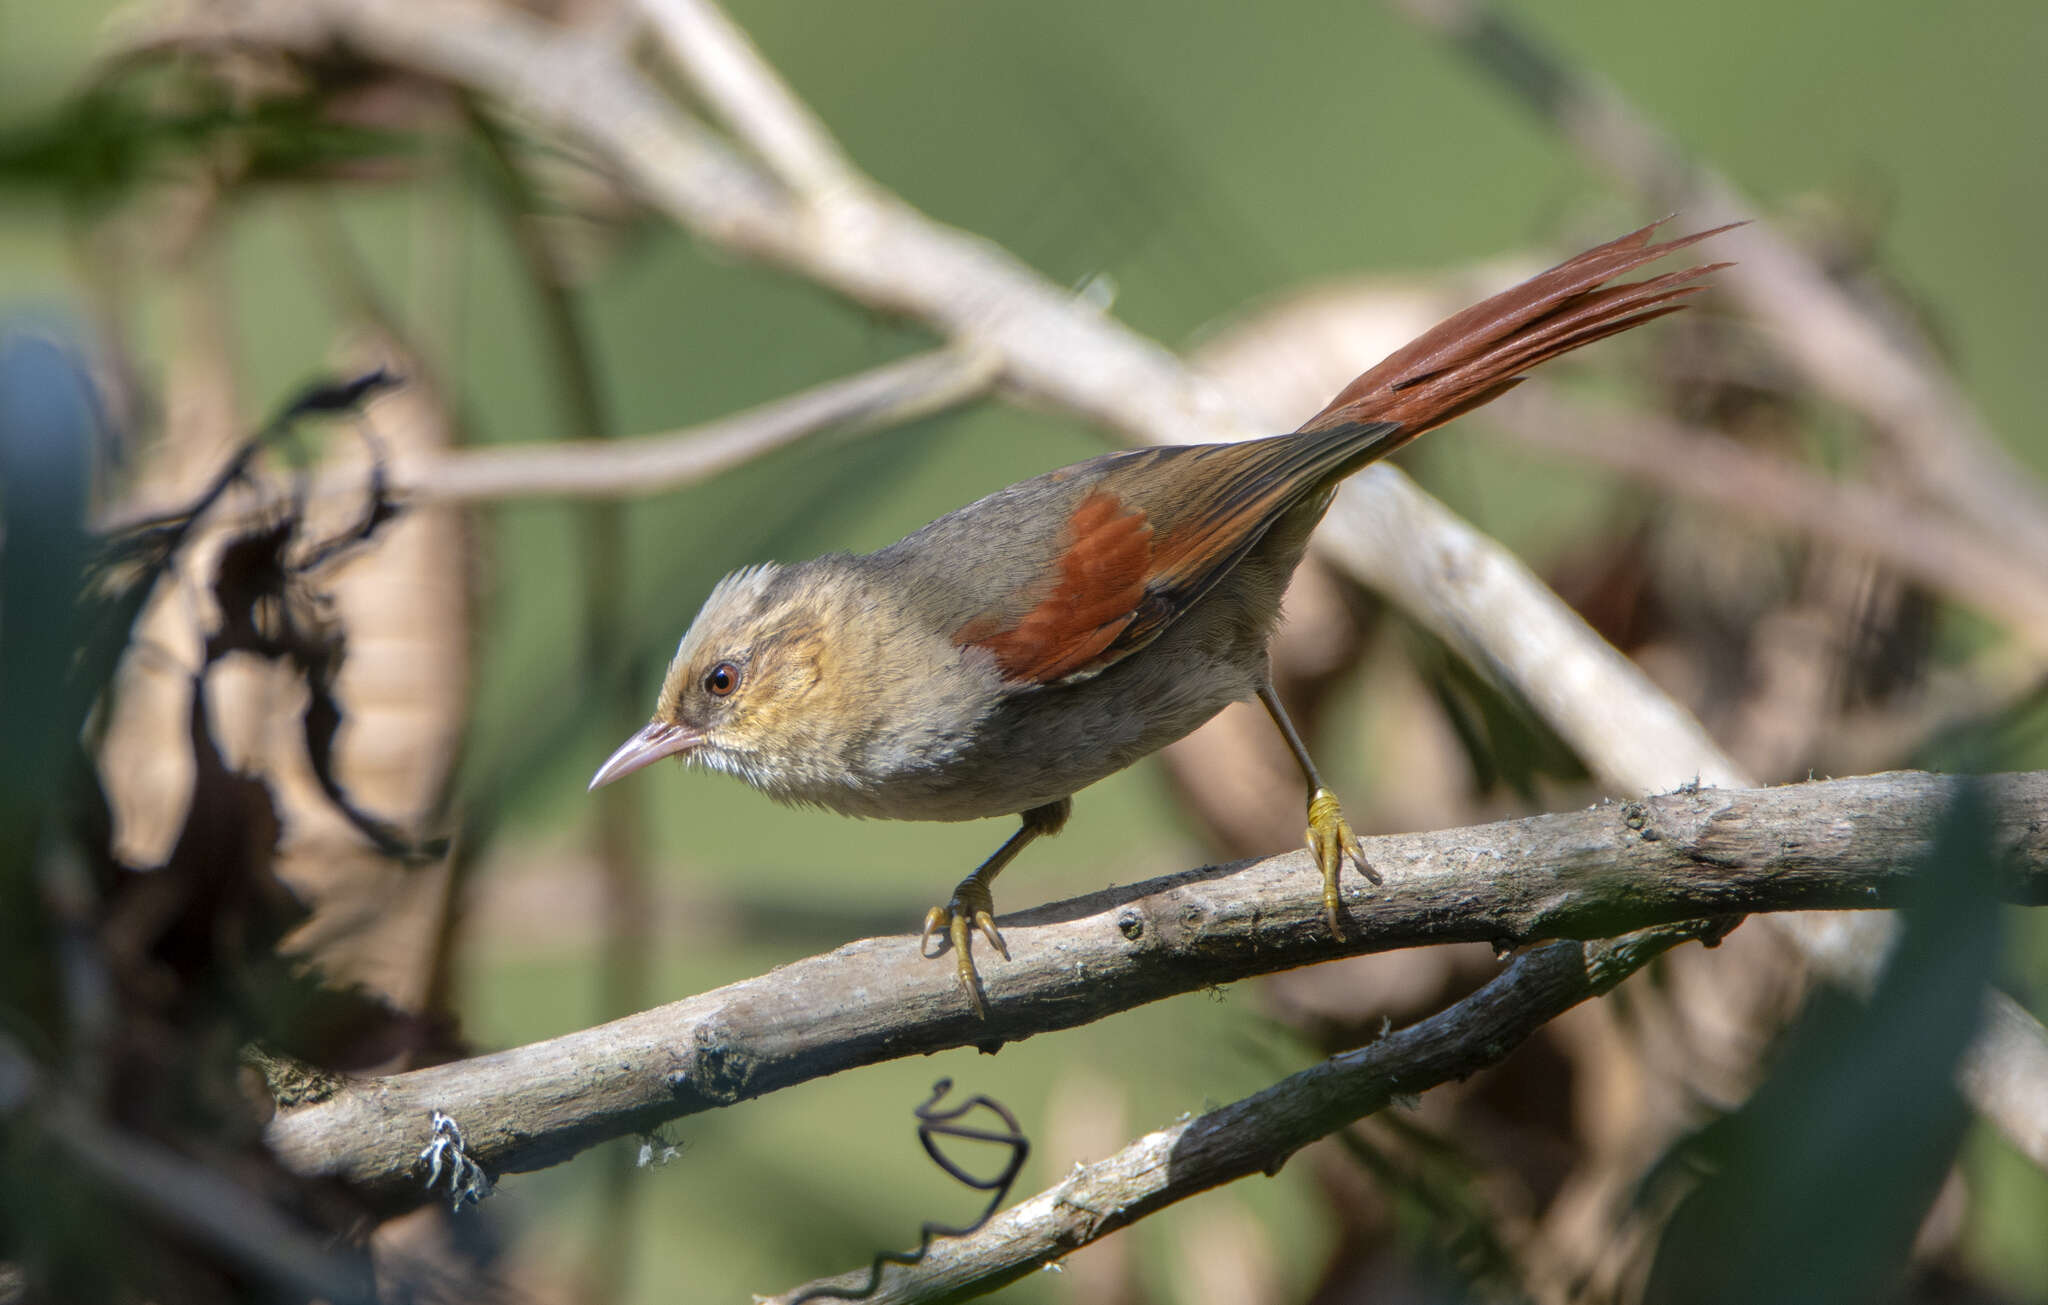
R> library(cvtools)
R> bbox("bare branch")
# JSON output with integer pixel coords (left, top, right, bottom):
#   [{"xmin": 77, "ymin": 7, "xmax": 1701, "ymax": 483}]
[
  {"xmin": 636, "ymin": 0, "xmax": 865, "ymax": 199},
  {"xmin": 260, "ymin": 770, "xmax": 2048, "ymax": 1210},
  {"xmin": 97, "ymin": 347, "xmax": 998, "ymax": 530},
  {"xmin": 1964, "ymin": 991, "xmax": 2048, "ymax": 1170},
  {"xmin": 125, "ymin": 0, "xmax": 1244, "ymax": 443},
  {"xmin": 385, "ymin": 345, "xmax": 997, "ymax": 506},
  {"xmin": 767, "ymin": 923, "xmax": 1719, "ymax": 1305}
]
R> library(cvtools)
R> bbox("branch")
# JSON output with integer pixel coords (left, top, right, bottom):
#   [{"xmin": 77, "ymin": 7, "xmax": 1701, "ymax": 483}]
[
  {"xmin": 97, "ymin": 346, "xmax": 999, "ymax": 529},
  {"xmin": 394, "ymin": 344, "xmax": 997, "ymax": 505},
  {"xmin": 1964, "ymin": 990, "xmax": 2048, "ymax": 1174},
  {"xmin": 260, "ymin": 770, "xmax": 2048, "ymax": 1209},
  {"xmin": 767, "ymin": 923, "xmax": 1719, "ymax": 1304},
  {"xmin": 638, "ymin": 0, "xmax": 864, "ymax": 200}
]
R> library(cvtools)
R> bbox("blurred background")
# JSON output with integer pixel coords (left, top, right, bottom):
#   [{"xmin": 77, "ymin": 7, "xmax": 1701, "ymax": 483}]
[{"xmin": 4, "ymin": 0, "xmax": 2047, "ymax": 1301}]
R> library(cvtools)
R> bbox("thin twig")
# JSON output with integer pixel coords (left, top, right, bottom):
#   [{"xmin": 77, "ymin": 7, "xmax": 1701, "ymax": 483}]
[
  {"xmin": 786, "ymin": 1080, "xmax": 1030, "ymax": 1304},
  {"xmin": 259, "ymin": 770, "xmax": 2048, "ymax": 1210},
  {"xmin": 766, "ymin": 923, "xmax": 1720, "ymax": 1304},
  {"xmin": 96, "ymin": 346, "xmax": 1000, "ymax": 529},
  {"xmin": 400, "ymin": 345, "xmax": 999, "ymax": 504}
]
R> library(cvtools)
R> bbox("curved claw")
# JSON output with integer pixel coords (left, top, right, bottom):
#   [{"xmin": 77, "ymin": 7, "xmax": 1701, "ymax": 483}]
[
  {"xmin": 1307, "ymin": 787, "xmax": 1377, "ymax": 935},
  {"xmin": 921, "ymin": 880, "xmax": 1008, "ymax": 1017}
]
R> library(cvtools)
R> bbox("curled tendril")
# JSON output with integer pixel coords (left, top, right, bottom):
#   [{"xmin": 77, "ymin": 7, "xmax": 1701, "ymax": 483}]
[{"xmin": 789, "ymin": 1079, "xmax": 1028, "ymax": 1303}]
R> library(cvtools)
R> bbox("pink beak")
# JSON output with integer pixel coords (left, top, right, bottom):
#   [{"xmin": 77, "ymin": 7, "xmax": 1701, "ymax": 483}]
[{"xmin": 588, "ymin": 721, "xmax": 702, "ymax": 791}]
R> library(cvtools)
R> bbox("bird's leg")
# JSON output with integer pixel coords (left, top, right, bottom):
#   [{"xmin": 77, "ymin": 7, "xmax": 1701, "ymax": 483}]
[
  {"xmin": 1258, "ymin": 683, "xmax": 1377, "ymax": 934},
  {"xmin": 921, "ymin": 797, "xmax": 1071, "ymax": 1016}
]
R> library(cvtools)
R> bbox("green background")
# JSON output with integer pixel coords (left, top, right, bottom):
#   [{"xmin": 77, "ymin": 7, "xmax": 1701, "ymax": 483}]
[{"xmin": 6, "ymin": 0, "xmax": 2046, "ymax": 1299}]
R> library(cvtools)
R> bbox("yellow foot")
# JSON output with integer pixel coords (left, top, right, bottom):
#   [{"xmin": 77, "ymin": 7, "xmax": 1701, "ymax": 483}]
[
  {"xmin": 1307, "ymin": 787, "xmax": 1378, "ymax": 934},
  {"xmin": 919, "ymin": 878, "xmax": 1009, "ymax": 1017}
]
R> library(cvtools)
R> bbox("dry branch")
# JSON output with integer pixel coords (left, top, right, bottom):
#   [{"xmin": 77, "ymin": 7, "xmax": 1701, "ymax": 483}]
[
  {"xmin": 767, "ymin": 923, "xmax": 1719, "ymax": 1305},
  {"xmin": 259, "ymin": 770, "xmax": 2048, "ymax": 1210},
  {"xmin": 97, "ymin": 346, "xmax": 999, "ymax": 531},
  {"xmin": 398, "ymin": 346, "xmax": 998, "ymax": 505},
  {"xmin": 639, "ymin": 0, "xmax": 862, "ymax": 200}
]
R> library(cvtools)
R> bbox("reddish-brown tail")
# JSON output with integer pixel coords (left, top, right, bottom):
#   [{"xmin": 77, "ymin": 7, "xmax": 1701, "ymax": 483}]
[{"xmin": 1298, "ymin": 219, "xmax": 1737, "ymax": 443}]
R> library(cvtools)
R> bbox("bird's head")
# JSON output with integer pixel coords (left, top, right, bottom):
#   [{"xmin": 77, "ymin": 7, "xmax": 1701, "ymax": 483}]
[{"xmin": 588, "ymin": 562, "xmax": 850, "ymax": 796}]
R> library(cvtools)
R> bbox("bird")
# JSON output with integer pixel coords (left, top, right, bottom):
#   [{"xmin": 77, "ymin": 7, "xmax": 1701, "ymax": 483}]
[{"xmin": 590, "ymin": 220, "xmax": 1732, "ymax": 1015}]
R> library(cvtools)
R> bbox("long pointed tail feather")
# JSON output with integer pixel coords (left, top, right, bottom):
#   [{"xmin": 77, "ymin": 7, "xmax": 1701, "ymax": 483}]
[{"xmin": 1298, "ymin": 220, "xmax": 1739, "ymax": 445}]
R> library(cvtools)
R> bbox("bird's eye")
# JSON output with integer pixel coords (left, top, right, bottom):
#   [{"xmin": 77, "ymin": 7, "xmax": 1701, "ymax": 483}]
[{"xmin": 703, "ymin": 662, "xmax": 741, "ymax": 697}]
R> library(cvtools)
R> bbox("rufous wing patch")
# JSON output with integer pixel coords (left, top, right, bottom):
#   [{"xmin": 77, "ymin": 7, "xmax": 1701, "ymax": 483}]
[{"xmin": 954, "ymin": 489, "xmax": 1154, "ymax": 685}]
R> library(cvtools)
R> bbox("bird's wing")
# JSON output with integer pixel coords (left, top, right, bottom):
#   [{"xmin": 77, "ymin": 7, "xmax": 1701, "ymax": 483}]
[
  {"xmin": 949, "ymin": 425, "xmax": 1399, "ymax": 686},
  {"xmin": 952, "ymin": 219, "xmax": 1735, "ymax": 689}
]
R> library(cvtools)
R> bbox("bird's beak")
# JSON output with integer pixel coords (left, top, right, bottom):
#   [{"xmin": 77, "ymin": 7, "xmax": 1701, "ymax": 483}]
[{"xmin": 588, "ymin": 720, "xmax": 702, "ymax": 791}]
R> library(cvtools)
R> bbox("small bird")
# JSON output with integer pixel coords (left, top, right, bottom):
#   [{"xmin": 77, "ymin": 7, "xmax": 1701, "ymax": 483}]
[{"xmin": 591, "ymin": 221, "xmax": 1730, "ymax": 1014}]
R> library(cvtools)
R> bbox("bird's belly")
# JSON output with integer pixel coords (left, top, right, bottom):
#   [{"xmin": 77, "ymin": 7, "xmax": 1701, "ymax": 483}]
[
  {"xmin": 748, "ymin": 548, "xmax": 1294, "ymax": 823},
  {"xmin": 851, "ymin": 683, "xmax": 1248, "ymax": 821},
  {"xmin": 853, "ymin": 614, "xmax": 1269, "ymax": 822}
]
